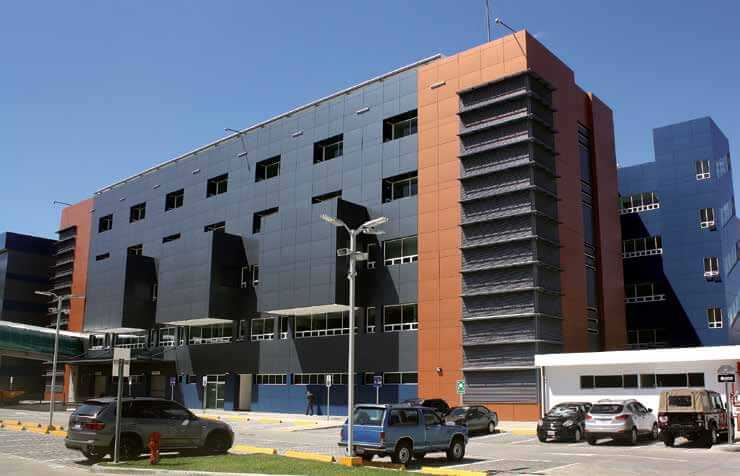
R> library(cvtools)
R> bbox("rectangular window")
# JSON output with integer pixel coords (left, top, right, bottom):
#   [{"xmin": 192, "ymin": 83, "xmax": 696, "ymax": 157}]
[
  {"xmin": 253, "ymin": 207, "xmax": 279, "ymax": 234},
  {"xmin": 255, "ymin": 374, "xmax": 287, "ymax": 385},
  {"xmin": 384, "ymin": 236, "xmax": 418, "ymax": 266},
  {"xmin": 383, "ymin": 372, "xmax": 418, "ymax": 384},
  {"xmin": 382, "ymin": 171, "xmax": 418, "ymax": 202},
  {"xmin": 127, "ymin": 244, "xmax": 143, "ymax": 256},
  {"xmin": 311, "ymin": 190, "xmax": 342, "ymax": 204},
  {"xmin": 95, "ymin": 252, "xmax": 110, "ymax": 261},
  {"xmin": 114, "ymin": 333, "xmax": 147, "ymax": 349},
  {"xmin": 158, "ymin": 327, "xmax": 177, "ymax": 347},
  {"xmin": 366, "ymin": 243, "xmax": 378, "ymax": 270},
  {"xmin": 162, "ymin": 233, "xmax": 181, "ymax": 243},
  {"xmin": 640, "ymin": 374, "xmax": 656, "ymax": 388},
  {"xmin": 581, "ymin": 374, "xmax": 639, "ymax": 389},
  {"xmin": 165, "ymin": 189, "xmax": 184, "ymax": 211},
  {"xmin": 251, "ymin": 265, "xmax": 259, "ymax": 286},
  {"xmin": 704, "ymin": 257, "xmax": 720, "ymax": 279},
  {"xmin": 294, "ymin": 312, "xmax": 354, "ymax": 338},
  {"xmin": 578, "ymin": 126, "xmax": 592, "ymax": 185},
  {"xmin": 383, "ymin": 110, "xmax": 417, "ymax": 142},
  {"xmin": 699, "ymin": 208, "xmax": 716, "ymax": 229},
  {"xmin": 619, "ymin": 192, "xmax": 659, "ymax": 214},
  {"xmin": 656, "ymin": 373, "xmax": 688, "ymax": 387},
  {"xmin": 294, "ymin": 373, "xmax": 348, "ymax": 385},
  {"xmin": 206, "ymin": 173, "xmax": 229, "ymax": 197},
  {"xmin": 98, "ymin": 214, "xmax": 113, "ymax": 233},
  {"xmin": 622, "ymin": 235, "xmax": 663, "ymax": 258},
  {"xmin": 255, "ymin": 155, "xmax": 281, "ymax": 182},
  {"xmin": 129, "ymin": 203, "xmax": 146, "ymax": 223},
  {"xmin": 366, "ymin": 307, "xmax": 376, "ymax": 333},
  {"xmin": 240, "ymin": 266, "xmax": 249, "ymax": 288},
  {"xmin": 688, "ymin": 373, "xmax": 705, "ymax": 387},
  {"xmin": 624, "ymin": 282, "xmax": 665, "ymax": 303},
  {"xmin": 313, "ymin": 134, "xmax": 343, "ymax": 163},
  {"xmin": 696, "ymin": 160, "xmax": 711, "ymax": 180},
  {"xmin": 707, "ymin": 307, "xmax": 723, "ymax": 328},
  {"xmin": 383, "ymin": 303, "xmax": 418, "ymax": 332},
  {"xmin": 89, "ymin": 334, "xmax": 106, "ymax": 350},
  {"xmin": 204, "ymin": 221, "xmax": 226, "ymax": 233},
  {"xmin": 580, "ymin": 375, "xmax": 594, "ymax": 389},
  {"xmin": 623, "ymin": 374, "xmax": 638, "ymax": 388},
  {"xmin": 250, "ymin": 317, "xmax": 275, "ymax": 341},
  {"xmin": 188, "ymin": 323, "xmax": 233, "ymax": 345}
]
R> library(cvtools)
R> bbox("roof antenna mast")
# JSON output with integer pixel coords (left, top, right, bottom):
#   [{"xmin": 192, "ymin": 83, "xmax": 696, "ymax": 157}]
[{"xmin": 485, "ymin": 0, "xmax": 492, "ymax": 42}]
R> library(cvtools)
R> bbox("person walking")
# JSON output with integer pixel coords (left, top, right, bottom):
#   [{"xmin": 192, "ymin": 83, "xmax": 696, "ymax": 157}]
[{"xmin": 305, "ymin": 389, "xmax": 315, "ymax": 416}]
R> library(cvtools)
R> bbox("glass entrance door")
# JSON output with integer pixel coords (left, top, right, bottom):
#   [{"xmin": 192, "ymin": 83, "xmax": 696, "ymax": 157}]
[{"xmin": 204, "ymin": 375, "xmax": 226, "ymax": 409}]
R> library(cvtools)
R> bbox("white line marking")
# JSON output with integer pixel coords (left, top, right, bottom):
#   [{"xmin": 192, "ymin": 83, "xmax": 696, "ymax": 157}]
[
  {"xmin": 540, "ymin": 462, "xmax": 580, "ymax": 474},
  {"xmin": 511, "ymin": 437, "xmax": 538, "ymax": 445},
  {"xmin": 544, "ymin": 451, "xmax": 688, "ymax": 463},
  {"xmin": 473, "ymin": 432, "xmax": 509, "ymax": 440},
  {"xmin": 446, "ymin": 458, "xmax": 505, "ymax": 468}
]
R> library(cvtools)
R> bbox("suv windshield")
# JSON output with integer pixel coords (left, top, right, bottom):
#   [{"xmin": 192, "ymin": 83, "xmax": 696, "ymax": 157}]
[
  {"xmin": 668, "ymin": 396, "xmax": 692, "ymax": 407},
  {"xmin": 76, "ymin": 402, "xmax": 107, "ymax": 417},
  {"xmin": 353, "ymin": 407, "xmax": 385, "ymax": 426},
  {"xmin": 590, "ymin": 404, "xmax": 623, "ymax": 414},
  {"xmin": 548, "ymin": 404, "xmax": 580, "ymax": 416}
]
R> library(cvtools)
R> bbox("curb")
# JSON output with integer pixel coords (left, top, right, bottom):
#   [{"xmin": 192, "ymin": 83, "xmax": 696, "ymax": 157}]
[
  {"xmin": 282, "ymin": 450, "xmax": 335, "ymax": 463},
  {"xmin": 230, "ymin": 445, "xmax": 277, "ymax": 455},
  {"xmin": 91, "ymin": 464, "xmax": 293, "ymax": 476},
  {"xmin": 420, "ymin": 467, "xmax": 487, "ymax": 476}
]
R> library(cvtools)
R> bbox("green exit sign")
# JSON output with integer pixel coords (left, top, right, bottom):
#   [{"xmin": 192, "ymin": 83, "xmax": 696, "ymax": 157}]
[{"xmin": 456, "ymin": 379, "xmax": 466, "ymax": 395}]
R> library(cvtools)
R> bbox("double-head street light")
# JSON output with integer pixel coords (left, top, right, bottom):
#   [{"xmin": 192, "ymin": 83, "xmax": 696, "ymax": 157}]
[
  {"xmin": 35, "ymin": 290, "xmax": 83, "ymax": 431},
  {"xmin": 320, "ymin": 214, "xmax": 388, "ymax": 457}
]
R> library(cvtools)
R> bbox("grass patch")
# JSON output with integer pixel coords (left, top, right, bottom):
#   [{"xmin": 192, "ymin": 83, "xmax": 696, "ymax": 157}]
[{"xmin": 104, "ymin": 453, "xmax": 402, "ymax": 474}]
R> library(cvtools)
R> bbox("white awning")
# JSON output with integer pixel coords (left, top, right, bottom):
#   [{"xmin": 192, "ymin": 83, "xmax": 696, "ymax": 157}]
[{"xmin": 535, "ymin": 345, "xmax": 740, "ymax": 368}]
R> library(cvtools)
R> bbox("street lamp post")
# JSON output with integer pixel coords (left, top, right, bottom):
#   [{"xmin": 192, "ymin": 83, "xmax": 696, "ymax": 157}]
[
  {"xmin": 35, "ymin": 290, "xmax": 82, "ymax": 431},
  {"xmin": 320, "ymin": 214, "xmax": 388, "ymax": 457}
]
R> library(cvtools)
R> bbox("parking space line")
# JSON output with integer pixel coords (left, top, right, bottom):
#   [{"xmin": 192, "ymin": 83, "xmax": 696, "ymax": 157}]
[
  {"xmin": 471, "ymin": 433, "xmax": 509, "ymax": 440},
  {"xmin": 539, "ymin": 462, "xmax": 580, "ymax": 474},
  {"xmin": 511, "ymin": 437, "xmax": 538, "ymax": 445},
  {"xmin": 445, "ymin": 458, "xmax": 505, "ymax": 468}
]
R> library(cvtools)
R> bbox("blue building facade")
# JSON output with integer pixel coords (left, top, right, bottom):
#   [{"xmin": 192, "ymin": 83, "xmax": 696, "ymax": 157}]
[{"xmin": 618, "ymin": 117, "xmax": 740, "ymax": 348}]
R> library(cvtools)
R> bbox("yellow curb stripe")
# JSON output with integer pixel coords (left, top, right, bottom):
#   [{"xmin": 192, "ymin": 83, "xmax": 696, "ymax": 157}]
[
  {"xmin": 507, "ymin": 429, "xmax": 537, "ymax": 436},
  {"xmin": 338, "ymin": 456, "xmax": 363, "ymax": 467},
  {"xmin": 420, "ymin": 467, "xmax": 487, "ymax": 476},
  {"xmin": 254, "ymin": 418, "xmax": 283, "ymax": 424},
  {"xmin": 283, "ymin": 450, "xmax": 335, "ymax": 463},
  {"xmin": 231, "ymin": 445, "xmax": 277, "ymax": 455}
]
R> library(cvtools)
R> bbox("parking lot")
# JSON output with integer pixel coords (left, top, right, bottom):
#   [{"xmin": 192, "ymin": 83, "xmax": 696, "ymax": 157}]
[{"xmin": 3, "ymin": 407, "xmax": 740, "ymax": 475}]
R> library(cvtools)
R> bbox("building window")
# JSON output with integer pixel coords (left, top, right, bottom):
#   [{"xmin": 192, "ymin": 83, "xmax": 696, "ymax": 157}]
[
  {"xmin": 619, "ymin": 192, "xmax": 659, "ymax": 214},
  {"xmin": 639, "ymin": 373, "xmax": 705, "ymax": 388},
  {"xmin": 162, "ymin": 233, "xmax": 181, "ymax": 243},
  {"xmin": 204, "ymin": 221, "xmax": 226, "ymax": 233},
  {"xmin": 129, "ymin": 203, "xmax": 146, "ymax": 223},
  {"xmin": 313, "ymin": 134, "xmax": 343, "ymax": 163},
  {"xmin": 382, "ymin": 171, "xmax": 418, "ymax": 202},
  {"xmin": 707, "ymin": 307, "xmax": 723, "ymax": 328},
  {"xmin": 255, "ymin": 374, "xmax": 287, "ymax": 385},
  {"xmin": 165, "ymin": 189, "xmax": 184, "ymax": 211},
  {"xmin": 383, "ymin": 304, "xmax": 418, "ymax": 332},
  {"xmin": 250, "ymin": 317, "xmax": 275, "ymax": 341},
  {"xmin": 383, "ymin": 110, "xmax": 417, "ymax": 142},
  {"xmin": 89, "ymin": 334, "xmax": 106, "ymax": 350},
  {"xmin": 579, "ymin": 374, "xmax": 639, "ymax": 389},
  {"xmin": 704, "ymin": 257, "xmax": 720, "ymax": 280},
  {"xmin": 114, "ymin": 333, "xmax": 147, "ymax": 349},
  {"xmin": 206, "ymin": 173, "xmax": 229, "ymax": 197},
  {"xmin": 624, "ymin": 282, "xmax": 666, "ymax": 303},
  {"xmin": 366, "ymin": 307, "xmax": 376, "ymax": 333},
  {"xmin": 255, "ymin": 156, "xmax": 281, "ymax": 182},
  {"xmin": 382, "ymin": 372, "xmax": 418, "ymax": 384},
  {"xmin": 188, "ymin": 324, "xmax": 233, "ymax": 345},
  {"xmin": 365, "ymin": 243, "xmax": 378, "ymax": 270},
  {"xmin": 627, "ymin": 328, "xmax": 668, "ymax": 349},
  {"xmin": 251, "ymin": 265, "xmax": 259, "ymax": 286},
  {"xmin": 578, "ymin": 123, "xmax": 593, "ymax": 186},
  {"xmin": 158, "ymin": 327, "xmax": 178, "ymax": 347},
  {"xmin": 127, "ymin": 244, "xmax": 143, "ymax": 256},
  {"xmin": 294, "ymin": 312, "xmax": 353, "ymax": 338},
  {"xmin": 294, "ymin": 373, "xmax": 348, "ymax": 385},
  {"xmin": 622, "ymin": 235, "xmax": 663, "ymax": 259},
  {"xmin": 240, "ymin": 266, "xmax": 249, "ymax": 288},
  {"xmin": 253, "ymin": 207, "xmax": 279, "ymax": 234},
  {"xmin": 152, "ymin": 283, "xmax": 158, "ymax": 302},
  {"xmin": 699, "ymin": 208, "xmax": 716, "ymax": 229},
  {"xmin": 696, "ymin": 160, "xmax": 711, "ymax": 180},
  {"xmin": 311, "ymin": 190, "xmax": 342, "ymax": 204},
  {"xmin": 384, "ymin": 236, "xmax": 418, "ymax": 266},
  {"xmin": 98, "ymin": 214, "xmax": 113, "ymax": 233},
  {"xmin": 95, "ymin": 252, "xmax": 110, "ymax": 261}
]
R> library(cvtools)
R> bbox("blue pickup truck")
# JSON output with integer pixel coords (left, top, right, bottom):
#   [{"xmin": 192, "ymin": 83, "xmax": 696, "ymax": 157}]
[{"xmin": 339, "ymin": 404, "xmax": 468, "ymax": 465}]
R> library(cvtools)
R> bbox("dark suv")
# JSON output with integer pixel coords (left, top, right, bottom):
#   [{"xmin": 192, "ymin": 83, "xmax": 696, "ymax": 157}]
[
  {"xmin": 658, "ymin": 389, "xmax": 734, "ymax": 448},
  {"xmin": 65, "ymin": 397, "xmax": 233, "ymax": 461},
  {"xmin": 402, "ymin": 398, "xmax": 450, "ymax": 416}
]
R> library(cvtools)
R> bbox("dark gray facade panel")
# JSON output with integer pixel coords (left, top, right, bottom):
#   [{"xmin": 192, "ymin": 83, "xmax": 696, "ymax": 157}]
[{"xmin": 463, "ymin": 369, "xmax": 538, "ymax": 403}]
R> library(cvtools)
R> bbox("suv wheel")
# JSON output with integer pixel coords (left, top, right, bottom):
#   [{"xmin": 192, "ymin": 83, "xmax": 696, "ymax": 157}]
[
  {"xmin": 651, "ymin": 424, "xmax": 659, "ymax": 441},
  {"xmin": 118, "ymin": 434, "xmax": 142, "ymax": 461},
  {"xmin": 625, "ymin": 427, "xmax": 638, "ymax": 446},
  {"xmin": 663, "ymin": 431, "xmax": 675, "ymax": 447},
  {"xmin": 391, "ymin": 441, "xmax": 412, "ymax": 465},
  {"xmin": 204, "ymin": 431, "xmax": 231, "ymax": 455},
  {"xmin": 82, "ymin": 446, "xmax": 107, "ymax": 463},
  {"xmin": 488, "ymin": 421, "xmax": 496, "ymax": 434},
  {"xmin": 703, "ymin": 425, "xmax": 718, "ymax": 448},
  {"xmin": 573, "ymin": 427, "xmax": 583, "ymax": 442},
  {"xmin": 446, "ymin": 437, "xmax": 465, "ymax": 462}
]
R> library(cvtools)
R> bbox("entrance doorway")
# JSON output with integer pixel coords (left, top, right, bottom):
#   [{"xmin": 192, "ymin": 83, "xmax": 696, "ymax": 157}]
[{"xmin": 204, "ymin": 374, "xmax": 226, "ymax": 409}]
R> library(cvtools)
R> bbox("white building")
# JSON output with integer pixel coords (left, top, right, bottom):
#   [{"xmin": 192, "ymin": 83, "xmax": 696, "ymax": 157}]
[{"xmin": 535, "ymin": 346, "xmax": 740, "ymax": 415}]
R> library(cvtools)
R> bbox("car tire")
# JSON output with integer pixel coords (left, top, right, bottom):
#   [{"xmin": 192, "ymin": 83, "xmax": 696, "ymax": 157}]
[
  {"xmin": 651, "ymin": 423, "xmax": 659, "ymax": 441},
  {"xmin": 82, "ymin": 446, "xmax": 107, "ymax": 463},
  {"xmin": 391, "ymin": 441, "xmax": 412, "ymax": 465},
  {"xmin": 573, "ymin": 427, "xmax": 583, "ymax": 442},
  {"xmin": 204, "ymin": 431, "xmax": 231, "ymax": 455},
  {"xmin": 587, "ymin": 436, "xmax": 598, "ymax": 446},
  {"xmin": 702, "ymin": 425, "xmax": 717, "ymax": 448},
  {"xmin": 446, "ymin": 437, "xmax": 465, "ymax": 462},
  {"xmin": 537, "ymin": 433, "xmax": 547, "ymax": 443},
  {"xmin": 488, "ymin": 421, "xmax": 496, "ymax": 434},
  {"xmin": 663, "ymin": 431, "xmax": 675, "ymax": 447},
  {"xmin": 118, "ymin": 434, "xmax": 142, "ymax": 461},
  {"xmin": 625, "ymin": 427, "xmax": 638, "ymax": 446}
]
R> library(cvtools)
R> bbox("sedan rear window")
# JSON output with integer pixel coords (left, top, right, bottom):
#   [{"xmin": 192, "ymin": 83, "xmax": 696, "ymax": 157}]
[
  {"xmin": 76, "ymin": 402, "xmax": 107, "ymax": 417},
  {"xmin": 590, "ymin": 404, "xmax": 623, "ymax": 414},
  {"xmin": 353, "ymin": 407, "xmax": 384, "ymax": 426},
  {"xmin": 668, "ymin": 396, "xmax": 692, "ymax": 407}
]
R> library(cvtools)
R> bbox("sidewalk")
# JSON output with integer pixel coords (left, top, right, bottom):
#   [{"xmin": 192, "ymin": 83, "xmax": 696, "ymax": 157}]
[{"xmin": 191, "ymin": 409, "xmax": 345, "ymax": 430}]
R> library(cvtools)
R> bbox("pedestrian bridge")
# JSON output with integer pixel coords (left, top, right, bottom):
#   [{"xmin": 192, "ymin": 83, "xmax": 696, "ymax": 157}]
[{"xmin": 0, "ymin": 320, "xmax": 86, "ymax": 361}]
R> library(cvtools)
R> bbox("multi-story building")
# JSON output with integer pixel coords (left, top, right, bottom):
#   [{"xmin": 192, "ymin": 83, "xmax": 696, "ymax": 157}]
[
  {"xmin": 0, "ymin": 232, "xmax": 55, "ymax": 398},
  {"xmin": 55, "ymin": 31, "xmax": 625, "ymax": 418},
  {"xmin": 619, "ymin": 117, "xmax": 740, "ymax": 349}
]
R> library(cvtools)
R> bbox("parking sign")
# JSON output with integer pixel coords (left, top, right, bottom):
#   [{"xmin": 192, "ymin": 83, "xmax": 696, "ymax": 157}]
[
  {"xmin": 325, "ymin": 374, "xmax": 333, "ymax": 387},
  {"xmin": 456, "ymin": 379, "xmax": 466, "ymax": 395},
  {"xmin": 373, "ymin": 375, "xmax": 383, "ymax": 387}
]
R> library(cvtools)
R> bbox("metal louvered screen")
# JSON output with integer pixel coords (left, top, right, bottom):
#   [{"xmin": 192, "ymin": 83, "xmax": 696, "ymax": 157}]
[{"xmin": 463, "ymin": 369, "xmax": 538, "ymax": 403}]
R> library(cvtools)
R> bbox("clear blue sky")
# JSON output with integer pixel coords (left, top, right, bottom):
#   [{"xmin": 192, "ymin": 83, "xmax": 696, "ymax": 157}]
[{"xmin": 2, "ymin": 1, "xmax": 738, "ymax": 239}]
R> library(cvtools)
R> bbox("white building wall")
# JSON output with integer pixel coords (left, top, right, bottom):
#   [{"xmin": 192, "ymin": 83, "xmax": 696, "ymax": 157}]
[{"xmin": 543, "ymin": 359, "xmax": 738, "ymax": 414}]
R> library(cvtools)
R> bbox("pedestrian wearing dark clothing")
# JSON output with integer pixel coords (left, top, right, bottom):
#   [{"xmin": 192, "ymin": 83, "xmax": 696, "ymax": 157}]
[{"xmin": 305, "ymin": 390, "xmax": 316, "ymax": 415}]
